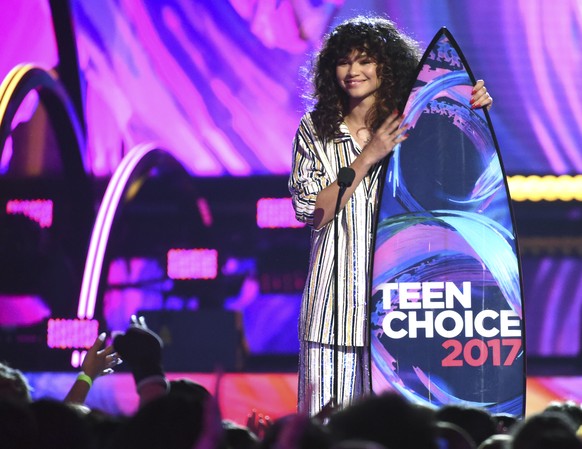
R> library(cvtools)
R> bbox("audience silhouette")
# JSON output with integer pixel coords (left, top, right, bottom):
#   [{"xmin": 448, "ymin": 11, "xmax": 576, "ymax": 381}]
[{"xmin": 2, "ymin": 319, "xmax": 582, "ymax": 449}]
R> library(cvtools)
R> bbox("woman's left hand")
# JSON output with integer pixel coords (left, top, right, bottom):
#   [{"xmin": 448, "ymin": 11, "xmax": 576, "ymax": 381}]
[{"xmin": 471, "ymin": 79, "xmax": 493, "ymax": 111}]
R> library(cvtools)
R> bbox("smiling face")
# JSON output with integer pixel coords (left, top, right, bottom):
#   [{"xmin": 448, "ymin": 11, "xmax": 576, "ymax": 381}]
[{"xmin": 336, "ymin": 49, "xmax": 381, "ymax": 110}]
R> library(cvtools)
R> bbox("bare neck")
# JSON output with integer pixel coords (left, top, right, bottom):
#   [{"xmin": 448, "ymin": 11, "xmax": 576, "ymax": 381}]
[
  {"xmin": 344, "ymin": 101, "xmax": 373, "ymax": 147},
  {"xmin": 344, "ymin": 98, "xmax": 372, "ymax": 128}
]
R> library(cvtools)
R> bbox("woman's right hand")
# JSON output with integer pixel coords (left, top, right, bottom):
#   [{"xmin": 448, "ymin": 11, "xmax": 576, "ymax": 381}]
[
  {"xmin": 361, "ymin": 111, "xmax": 408, "ymax": 166},
  {"xmin": 312, "ymin": 112, "xmax": 407, "ymax": 229}
]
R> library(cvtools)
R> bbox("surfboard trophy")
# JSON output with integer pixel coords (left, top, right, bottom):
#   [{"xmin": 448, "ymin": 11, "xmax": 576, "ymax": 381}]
[{"xmin": 369, "ymin": 27, "xmax": 525, "ymax": 417}]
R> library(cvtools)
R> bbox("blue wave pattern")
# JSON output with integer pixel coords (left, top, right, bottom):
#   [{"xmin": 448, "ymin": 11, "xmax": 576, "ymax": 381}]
[{"xmin": 371, "ymin": 31, "xmax": 524, "ymax": 416}]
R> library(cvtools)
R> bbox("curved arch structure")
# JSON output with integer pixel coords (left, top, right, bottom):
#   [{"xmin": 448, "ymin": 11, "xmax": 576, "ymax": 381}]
[
  {"xmin": 0, "ymin": 64, "xmax": 86, "ymax": 169},
  {"xmin": 0, "ymin": 64, "xmax": 94, "ymax": 325},
  {"xmin": 0, "ymin": 65, "xmax": 201, "ymax": 365},
  {"xmin": 0, "ymin": 63, "xmax": 93, "ymax": 234},
  {"xmin": 77, "ymin": 143, "xmax": 193, "ymax": 320}
]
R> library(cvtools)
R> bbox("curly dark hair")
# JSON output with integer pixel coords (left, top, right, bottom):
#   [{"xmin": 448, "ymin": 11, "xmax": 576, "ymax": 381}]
[{"xmin": 309, "ymin": 16, "xmax": 421, "ymax": 141}]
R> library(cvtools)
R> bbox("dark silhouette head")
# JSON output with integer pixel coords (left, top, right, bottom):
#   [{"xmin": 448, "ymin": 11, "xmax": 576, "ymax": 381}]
[
  {"xmin": 511, "ymin": 411, "xmax": 582, "ymax": 449},
  {"xmin": 327, "ymin": 392, "xmax": 438, "ymax": 449},
  {"xmin": 435, "ymin": 405, "xmax": 497, "ymax": 447}
]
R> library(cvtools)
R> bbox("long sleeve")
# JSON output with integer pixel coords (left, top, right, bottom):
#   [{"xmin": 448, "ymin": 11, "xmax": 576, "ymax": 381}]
[
  {"xmin": 288, "ymin": 114, "xmax": 332, "ymax": 226},
  {"xmin": 287, "ymin": 113, "xmax": 382, "ymax": 346}
]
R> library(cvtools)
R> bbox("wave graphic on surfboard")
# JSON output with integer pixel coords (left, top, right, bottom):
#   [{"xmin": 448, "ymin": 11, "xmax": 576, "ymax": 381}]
[{"xmin": 369, "ymin": 28, "xmax": 525, "ymax": 417}]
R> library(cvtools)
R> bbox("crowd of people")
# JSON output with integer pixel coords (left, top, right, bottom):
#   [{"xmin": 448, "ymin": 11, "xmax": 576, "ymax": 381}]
[{"xmin": 1, "ymin": 315, "xmax": 582, "ymax": 449}]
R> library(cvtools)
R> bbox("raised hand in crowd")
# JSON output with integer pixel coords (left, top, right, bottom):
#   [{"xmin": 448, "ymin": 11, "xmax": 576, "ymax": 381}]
[
  {"xmin": 64, "ymin": 332, "xmax": 121, "ymax": 404},
  {"xmin": 113, "ymin": 315, "xmax": 169, "ymax": 407},
  {"xmin": 246, "ymin": 408, "xmax": 273, "ymax": 440}
]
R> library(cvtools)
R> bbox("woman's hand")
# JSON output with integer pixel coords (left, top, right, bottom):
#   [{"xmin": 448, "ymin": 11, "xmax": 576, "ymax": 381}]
[
  {"xmin": 64, "ymin": 333, "xmax": 121, "ymax": 404},
  {"xmin": 471, "ymin": 79, "xmax": 493, "ymax": 110},
  {"xmin": 82, "ymin": 333, "xmax": 121, "ymax": 380},
  {"xmin": 313, "ymin": 111, "xmax": 407, "ymax": 230},
  {"xmin": 246, "ymin": 408, "xmax": 272, "ymax": 439},
  {"xmin": 361, "ymin": 111, "xmax": 408, "ymax": 166}
]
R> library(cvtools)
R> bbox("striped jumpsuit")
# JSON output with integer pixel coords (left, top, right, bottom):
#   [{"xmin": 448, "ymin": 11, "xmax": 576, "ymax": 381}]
[{"xmin": 288, "ymin": 112, "xmax": 382, "ymax": 416}]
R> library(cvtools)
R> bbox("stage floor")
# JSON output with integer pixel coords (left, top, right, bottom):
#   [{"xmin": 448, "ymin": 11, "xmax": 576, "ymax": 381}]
[{"xmin": 24, "ymin": 371, "xmax": 581, "ymax": 425}]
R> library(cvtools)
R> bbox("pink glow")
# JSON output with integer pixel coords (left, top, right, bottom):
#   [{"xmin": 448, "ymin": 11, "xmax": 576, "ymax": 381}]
[
  {"xmin": 56, "ymin": 0, "xmax": 582, "ymax": 175},
  {"xmin": 503, "ymin": 0, "xmax": 582, "ymax": 173},
  {"xmin": 372, "ymin": 224, "xmax": 480, "ymax": 288},
  {"xmin": 0, "ymin": 90, "xmax": 39, "ymax": 173},
  {"xmin": 151, "ymin": 2, "xmax": 252, "ymax": 174},
  {"xmin": 74, "ymin": 0, "xmax": 335, "ymax": 176},
  {"xmin": 0, "ymin": 65, "xmax": 87, "ymax": 178},
  {"xmin": 256, "ymin": 197, "xmax": 305, "ymax": 228},
  {"xmin": 196, "ymin": 197, "xmax": 213, "ymax": 227},
  {"xmin": 0, "ymin": 0, "xmax": 57, "ymax": 84},
  {"xmin": 26, "ymin": 372, "xmax": 297, "ymax": 422},
  {"xmin": 167, "ymin": 248, "xmax": 218, "ymax": 280},
  {"xmin": 226, "ymin": 0, "xmax": 341, "ymax": 53},
  {"xmin": 0, "ymin": 136, "xmax": 13, "ymax": 173},
  {"xmin": 199, "ymin": 16, "xmax": 299, "ymax": 173},
  {"xmin": 79, "ymin": 0, "xmax": 226, "ymax": 175},
  {"xmin": 21, "ymin": 371, "xmax": 582, "ymax": 421},
  {"xmin": 6, "ymin": 199, "xmax": 53, "ymax": 228},
  {"xmin": 71, "ymin": 350, "xmax": 85, "ymax": 368},
  {"xmin": 47, "ymin": 318, "xmax": 99, "ymax": 349},
  {"xmin": 103, "ymin": 257, "xmax": 167, "ymax": 332},
  {"xmin": 0, "ymin": 295, "xmax": 51, "ymax": 326},
  {"xmin": 533, "ymin": 258, "xmax": 582, "ymax": 356},
  {"xmin": 525, "ymin": 1, "xmax": 582, "ymax": 170},
  {"xmin": 527, "ymin": 377, "xmax": 582, "ymax": 415}
]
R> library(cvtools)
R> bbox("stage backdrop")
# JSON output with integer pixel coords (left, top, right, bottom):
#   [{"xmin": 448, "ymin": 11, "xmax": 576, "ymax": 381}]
[
  {"xmin": 3, "ymin": 0, "xmax": 580, "ymax": 176},
  {"xmin": 1, "ymin": 0, "xmax": 581, "ymax": 367}
]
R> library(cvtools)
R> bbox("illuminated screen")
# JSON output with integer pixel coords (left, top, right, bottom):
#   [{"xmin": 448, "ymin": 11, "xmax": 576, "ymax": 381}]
[
  {"xmin": 0, "ymin": 0, "xmax": 580, "ymax": 372},
  {"xmin": 65, "ymin": 0, "xmax": 582, "ymax": 177}
]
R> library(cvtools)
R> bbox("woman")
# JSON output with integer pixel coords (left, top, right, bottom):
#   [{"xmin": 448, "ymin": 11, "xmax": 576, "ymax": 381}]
[{"xmin": 288, "ymin": 16, "xmax": 493, "ymax": 416}]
